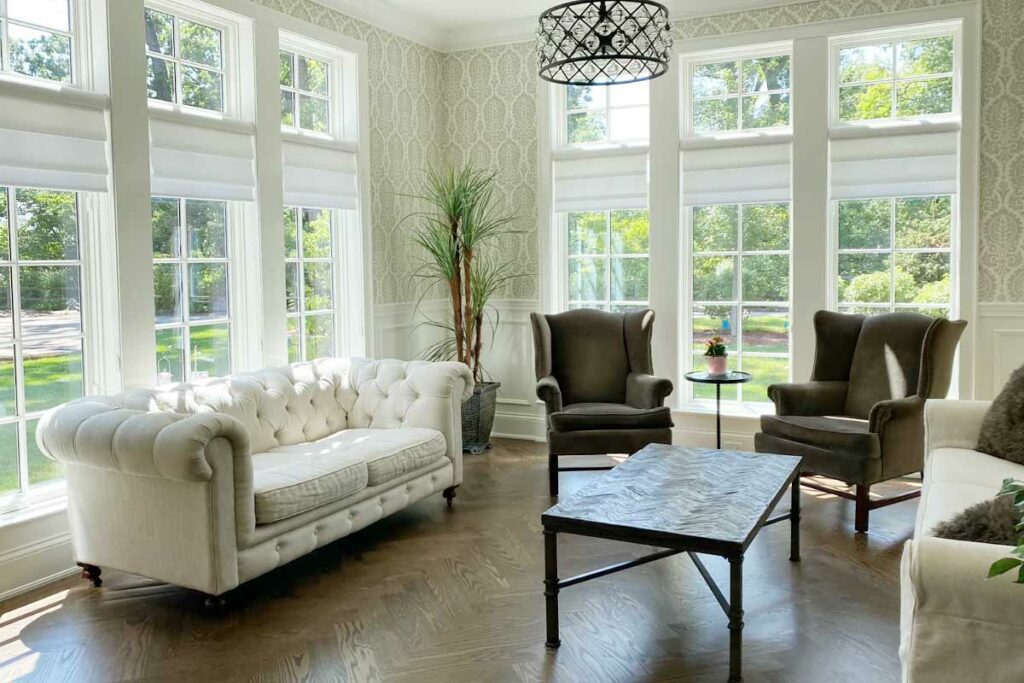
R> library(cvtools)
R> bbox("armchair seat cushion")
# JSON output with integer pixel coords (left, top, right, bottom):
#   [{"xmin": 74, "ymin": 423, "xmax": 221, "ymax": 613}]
[
  {"xmin": 759, "ymin": 414, "xmax": 880, "ymax": 460},
  {"xmin": 253, "ymin": 427, "xmax": 447, "ymax": 524},
  {"xmin": 549, "ymin": 403, "xmax": 673, "ymax": 433}
]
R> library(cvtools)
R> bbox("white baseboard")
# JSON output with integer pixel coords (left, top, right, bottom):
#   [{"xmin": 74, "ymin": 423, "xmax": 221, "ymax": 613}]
[{"xmin": 0, "ymin": 524, "xmax": 75, "ymax": 603}]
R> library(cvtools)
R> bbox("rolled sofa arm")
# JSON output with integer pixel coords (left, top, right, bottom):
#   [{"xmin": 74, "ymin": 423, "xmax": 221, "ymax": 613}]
[
  {"xmin": 901, "ymin": 536, "xmax": 1024, "ymax": 681},
  {"xmin": 924, "ymin": 399, "xmax": 990, "ymax": 455},
  {"xmin": 37, "ymin": 397, "xmax": 250, "ymax": 482}
]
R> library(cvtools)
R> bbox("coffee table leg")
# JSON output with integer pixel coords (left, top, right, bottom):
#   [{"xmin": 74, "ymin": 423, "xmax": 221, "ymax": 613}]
[
  {"xmin": 790, "ymin": 477, "xmax": 801, "ymax": 562},
  {"xmin": 728, "ymin": 555, "xmax": 744, "ymax": 682},
  {"xmin": 544, "ymin": 529, "xmax": 560, "ymax": 648}
]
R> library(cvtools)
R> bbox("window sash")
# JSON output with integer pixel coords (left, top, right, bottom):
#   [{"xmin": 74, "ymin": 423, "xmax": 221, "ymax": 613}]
[
  {"xmin": 144, "ymin": 5, "xmax": 230, "ymax": 114},
  {"xmin": 284, "ymin": 206, "xmax": 337, "ymax": 362},
  {"xmin": 0, "ymin": 0, "xmax": 76, "ymax": 84}
]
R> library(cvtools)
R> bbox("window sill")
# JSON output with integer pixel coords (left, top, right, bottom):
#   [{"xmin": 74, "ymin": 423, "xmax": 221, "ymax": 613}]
[
  {"xmin": 673, "ymin": 400, "xmax": 774, "ymax": 420},
  {"xmin": 0, "ymin": 494, "xmax": 67, "ymax": 531}
]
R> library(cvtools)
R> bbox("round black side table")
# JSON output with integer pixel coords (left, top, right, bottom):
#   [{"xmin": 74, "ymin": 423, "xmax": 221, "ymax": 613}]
[{"xmin": 684, "ymin": 370, "xmax": 753, "ymax": 449}]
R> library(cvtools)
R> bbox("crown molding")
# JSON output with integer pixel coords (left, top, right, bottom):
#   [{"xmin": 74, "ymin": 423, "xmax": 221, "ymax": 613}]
[
  {"xmin": 314, "ymin": 0, "xmax": 811, "ymax": 53},
  {"xmin": 315, "ymin": 0, "xmax": 448, "ymax": 51}
]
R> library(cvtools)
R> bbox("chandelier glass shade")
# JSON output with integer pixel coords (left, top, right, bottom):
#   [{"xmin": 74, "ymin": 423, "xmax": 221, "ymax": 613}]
[{"xmin": 536, "ymin": 1, "xmax": 673, "ymax": 86}]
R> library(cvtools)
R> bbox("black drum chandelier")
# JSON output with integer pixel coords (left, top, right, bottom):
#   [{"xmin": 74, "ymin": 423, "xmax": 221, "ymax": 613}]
[{"xmin": 537, "ymin": 1, "xmax": 673, "ymax": 86}]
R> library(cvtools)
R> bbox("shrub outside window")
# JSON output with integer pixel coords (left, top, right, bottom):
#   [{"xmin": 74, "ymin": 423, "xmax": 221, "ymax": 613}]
[
  {"xmin": 837, "ymin": 34, "xmax": 954, "ymax": 122},
  {"xmin": 0, "ymin": 186, "xmax": 85, "ymax": 498},
  {"xmin": 690, "ymin": 203, "xmax": 791, "ymax": 403},
  {"xmin": 836, "ymin": 195, "xmax": 953, "ymax": 318},
  {"xmin": 284, "ymin": 207, "xmax": 335, "ymax": 362},
  {"xmin": 152, "ymin": 197, "xmax": 231, "ymax": 384},
  {"xmin": 0, "ymin": 0, "xmax": 74, "ymax": 83},
  {"xmin": 144, "ymin": 6, "xmax": 226, "ymax": 112},
  {"xmin": 690, "ymin": 53, "xmax": 791, "ymax": 134}
]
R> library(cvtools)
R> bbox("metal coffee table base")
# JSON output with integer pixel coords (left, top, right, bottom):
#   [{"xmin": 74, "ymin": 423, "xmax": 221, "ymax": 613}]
[{"xmin": 544, "ymin": 477, "xmax": 801, "ymax": 683}]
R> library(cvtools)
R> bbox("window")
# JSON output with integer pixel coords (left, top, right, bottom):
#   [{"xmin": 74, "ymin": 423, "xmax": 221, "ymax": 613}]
[
  {"xmin": 689, "ymin": 52, "xmax": 790, "ymax": 134},
  {"xmin": 836, "ymin": 195, "xmax": 953, "ymax": 318},
  {"xmin": 144, "ymin": 5, "xmax": 226, "ymax": 112},
  {"xmin": 0, "ymin": 186, "xmax": 85, "ymax": 499},
  {"xmin": 565, "ymin": 81, "xmax": 648, "ymax": 145},
  {"xmin": 567, "ymin": 210, "xmax": 649, "ymax": 312},
  {"xmin": 280, "ymin": 49, "xmax": 330, "ymax": 133},
  {"xmin": 690, "ymin": 203, "xmax": 791, "ymax": 403},
  {"xmin": 837, "ymin": 33, "xmax": 954, "ymax": 122},
  {"xmin": 152, "ymin": 197, "xmax": 231, "ymax": 383},
  {"xmin": 283, "ymin": 206, "xmax": 335, "ymax": 361},
  {"xmin": 0, "ymin": 0, "xmax": 73, "ymax": 83}
]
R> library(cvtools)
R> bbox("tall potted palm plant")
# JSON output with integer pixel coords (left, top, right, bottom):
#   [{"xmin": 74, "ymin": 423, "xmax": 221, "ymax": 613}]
[{"xmin": 407, "ymin": 164, "xmax": 519, "ymax": 454}]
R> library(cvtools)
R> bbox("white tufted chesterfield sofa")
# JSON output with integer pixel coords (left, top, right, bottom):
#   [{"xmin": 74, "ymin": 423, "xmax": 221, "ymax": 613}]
[{"xmin": 37, "ymin": 358, "xmax": 473, "ymax": 601}]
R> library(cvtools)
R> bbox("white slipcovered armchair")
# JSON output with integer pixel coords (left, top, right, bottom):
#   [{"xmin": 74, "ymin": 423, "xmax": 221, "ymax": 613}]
[
  {"xmin": 900, "ymin": 399, "xmax": 1024, "ymax": 682},
  {"xmin": 37, "ymin": 358, "xmax": 472, "ymax": 601}
]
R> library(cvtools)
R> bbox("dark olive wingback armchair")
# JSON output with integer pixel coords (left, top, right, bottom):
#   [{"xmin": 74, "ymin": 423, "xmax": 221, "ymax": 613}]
[
  {"xmin": 755, "ymin": 310, "xmax": 966, "ymax": 533},
  {"xmin": 531, "ymin": 308, "xmax": 674, "ymax": 496}
]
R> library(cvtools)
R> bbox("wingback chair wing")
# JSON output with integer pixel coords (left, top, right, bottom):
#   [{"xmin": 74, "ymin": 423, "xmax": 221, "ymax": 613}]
[
  {"xmin": 531, "ymin": 308, "xmax": 674, "ymax": 495},
  {"xmin": 754, "ymin": 310, "xmax": 966, "ymax": 532}
]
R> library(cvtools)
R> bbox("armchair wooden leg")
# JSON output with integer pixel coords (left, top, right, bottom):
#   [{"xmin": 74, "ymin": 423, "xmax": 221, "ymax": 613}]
[
  {"xmin": 77, "ymin": 562, "xmax": 102, "ymax": 587},
  {"xmin": 549, "ymin": 452, "xmax": 558, "ymax": 497},
  {"xmin": 855, "ymin": 485, "xmax": 870, "ymax": 533}
]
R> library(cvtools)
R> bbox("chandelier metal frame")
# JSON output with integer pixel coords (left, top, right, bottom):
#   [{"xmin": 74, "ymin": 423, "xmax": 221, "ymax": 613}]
[{"xmin": 536, "ymin": 0, "xmax": 673, "ymax": 86}]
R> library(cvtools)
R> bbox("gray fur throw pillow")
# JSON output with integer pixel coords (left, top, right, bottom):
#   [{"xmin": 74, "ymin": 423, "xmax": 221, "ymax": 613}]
[
  {"xmin": 932, "ymin": 494, "xmax": 1019, "ymax": 545},
  {"xmin": 977, "ymin": 365, "xmax": 1024, "ymax": 465}
]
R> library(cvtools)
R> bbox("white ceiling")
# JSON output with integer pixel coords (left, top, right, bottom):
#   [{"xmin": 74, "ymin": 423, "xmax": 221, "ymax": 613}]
[{"xmin": 322, "ymin": 0, "xmax": 803, "ymax": 51}]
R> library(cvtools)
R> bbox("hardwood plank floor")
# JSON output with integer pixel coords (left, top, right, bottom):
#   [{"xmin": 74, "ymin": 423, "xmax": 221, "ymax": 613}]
[{"xmin": 0, "ymin": 439, "xmax": 918, "ymax": 682}]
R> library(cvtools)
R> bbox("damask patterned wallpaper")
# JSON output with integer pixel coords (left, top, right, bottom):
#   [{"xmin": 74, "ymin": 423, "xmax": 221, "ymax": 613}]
[{"xmin": 268, "ymin": 0, "xmax": 1021, "ymax": 304}]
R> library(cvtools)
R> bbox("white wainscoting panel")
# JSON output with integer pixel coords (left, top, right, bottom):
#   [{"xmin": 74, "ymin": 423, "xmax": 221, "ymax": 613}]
[{"xmin": 974, "ymin": 303, "xmax": 1024, "ymax": 399}]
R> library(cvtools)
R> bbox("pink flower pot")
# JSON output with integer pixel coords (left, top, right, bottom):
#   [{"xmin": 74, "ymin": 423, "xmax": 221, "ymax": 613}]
[{"xmin": 706, "ymin": 355, "xmax": 728, "ymax": 375}]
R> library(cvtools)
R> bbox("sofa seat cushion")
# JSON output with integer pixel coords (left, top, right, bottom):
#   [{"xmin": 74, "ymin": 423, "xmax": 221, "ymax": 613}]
[
  {"xmin": 333, "ymin": 428, "xmax": 448, "ymax": 485},
  {"xmin": 549, "ymin": 403, "xmax": 673, "ymax": 433},
  {"xmin": 759, "ymin": 414, "xmax": 880, "ymax": 460},
  {"xmin": 917, "ymin": 447, "xmax": 1024, "ymax": 538},
  {"xmin": 252, "ymin": 450, "xmax": 368, "ymax": 525}
]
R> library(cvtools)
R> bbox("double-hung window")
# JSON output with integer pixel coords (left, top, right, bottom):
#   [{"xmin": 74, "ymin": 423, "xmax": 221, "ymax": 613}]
[
  {"xmin": 681, "ymin": 44, "xmax": 793, "ymax": 404},
  {"xmin": 144, "ymin": 4, "xmax": 227, "ymax": 112},
  {"xmin": 0, "ymin": 0, "xmax": 74, "ymax": 83},
  {"xmin": 153, "ymin": 197, "xmax": 231, "ymax": 383},
  {"xmin": 830, "ymin": 25, "xmax": 959, "ymax": 320},
  {"xmin": 0, "ymin": 187, "xmax": 85, "ymax": 500},
  {"xmin": 284, "ymin": 206, "xmax": 336, "ymax": 361},
  {"xmin": 555, "ymin": 83, "xmax": 651, "ymax": 312}
]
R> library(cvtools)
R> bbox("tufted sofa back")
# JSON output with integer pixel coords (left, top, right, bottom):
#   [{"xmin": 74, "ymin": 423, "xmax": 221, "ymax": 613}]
[{"xmin": 112, "ymin": 358, "xmax": 446, "ymax": 454}]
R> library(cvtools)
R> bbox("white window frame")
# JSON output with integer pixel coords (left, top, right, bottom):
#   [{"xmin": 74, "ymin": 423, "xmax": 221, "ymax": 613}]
[
  {"xmin": 0, "ymin": 186, "xmax": 91, "ymax": 514},
  {"xmin": 829, "ymin": 22, "xmax": 961, "ymax": 127},
  {"xmin": 556, "ymin": 82, "xmax": 650, "ymax": 148},
  {"xmin": 152, "ymin": 196, "xmax": 234, "ymax": 384},
  {"xmin": 684, "ymin": 202, "xmax": 793, "ymax": 405},
  {"xmin": 279, "ymin": 31, "xmax": 352, "ymax": 142},
  {"xmin": 563, "ymin": 209, "xmax": 651, "ymax": 312},
  {"xmin": 681, "ymin": 42, "xmax": 793, "ymax": 139},
  {"xmin": 284, "ymin": 205, "xmax": 340, "ymax": 362},
  {"xmin": 0, "ymin": 0, "xmax": 81, "ymax": 86},
  {"xmin": 831, "ymin": 194, "xmax": 958, "ymax": 317},
  {"xmin": 144, "ymin": 0, "xmax": 245, "ymax": 119}
]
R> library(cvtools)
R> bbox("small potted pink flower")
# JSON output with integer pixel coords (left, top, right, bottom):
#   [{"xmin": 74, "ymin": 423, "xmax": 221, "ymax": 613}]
[{"xmin": 704, "ymin": 336, "xmax": 728, "ymax": 375}]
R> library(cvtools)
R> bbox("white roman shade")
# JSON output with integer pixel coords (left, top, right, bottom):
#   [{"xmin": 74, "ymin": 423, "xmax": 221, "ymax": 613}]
[
  {"xmin": 552, "ymin": 147, "xmax": 648, "ymax": 212},
  {"xmin": 281, "ymin": 137, "xmax": 359, "ymax": 210},
  {"xmin": 681, "ymin": 139, "xmax": 791, "ymax": 206},
  {"xmin": 830, "ymin": 127, "xmax": 959, "ymax": 200},
  {"xmin": 149, "ymin": 113, "xmax": 257, "ymax": 202},
  {"xmin": 0, "ymin": 85, "xmax": 110, "ymax": 193}
]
